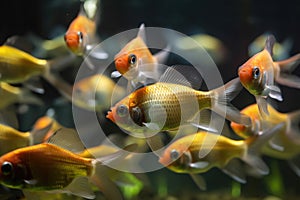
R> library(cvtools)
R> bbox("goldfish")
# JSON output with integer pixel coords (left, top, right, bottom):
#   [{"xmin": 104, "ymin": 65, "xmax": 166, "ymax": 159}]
[
  {"xmin": 31, "ymin": 116, "xmax": 63, "ymax": 143},
  {"xmin": 0, "ymin": 121, "xmax": 49, "ymax": 156},
  {"xmin": 0, "ymin": 128, "xmax": 133, "ymax": 199},
  {"xmin": 64, "ymin": 0, "xmax": 107, "ymax": 60},
  {"xmin": 43, "ymin": 73, "xmax": 126, "ymax": 112},
  {"xmin": 248, "ymin": 33, "xmax": 293, "ymax": 60},
  {"xmin": 0, "ymin": 82, "xmax": 42, "ymax": 110},
  {"xmin": 238, "ymin": 35, "xmax": 300, "ymax": 116},
  {"xmin": 230, "ymin": 104, "xmax": 300, "ymax": 176},
  {"xmin": 112, "ymin": 23, "xmax": 169, "ymax": 91},
  {"xmin": 159, "ymin": 124, "xmax": 283, "ymax": 190},
  {"xmin": 0, "ymin": 45, "xmax": 49, "ymax": 83},
  {"xmin": 107, "ymin": 67, "xmax": 251, "ymax": 137}
]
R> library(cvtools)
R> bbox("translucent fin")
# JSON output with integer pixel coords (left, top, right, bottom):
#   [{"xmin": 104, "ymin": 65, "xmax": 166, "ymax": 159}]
[
  {"xmin": 47, "ymin": 128, "xmax": 85, "ymax": 153},
  {"xmin": 146, "ymin": 134, "xmax": 164, "ymax": 153},
  {"xmin": 189, "ymin": 161, "xmax": 209, "ymax": 169},
  {"xmin": 286, "ymin": 109, "xmax": 300, "ymax": 143},
  {"xmin": 265, "ymin": 85, "xmax": 283, "ymax": 101},
  {"xmin": 222, "ymin": 158, "xmax": 246, "ymax": 184},
  {"xmin": 159, "ymin": 66, "xmax": 192, "ymax": 87},
  {"xmin": 244, "ymin": 123, "xmax": 285, "ymax": 175},
  {"xmin": 255, "ymin": 95, "xmax": 269, "ymax": 117},
  {"xmin": 30, "ymin": 117, "xmax": 54, "ymax": 145},
  {"xmin": 190, "ymin": 122, "xmax": 218, "ymax": 133},
  {"xmin": 19, "ymin": 87, "xmax": 43, "ymax": 106},
  {"xmin": 95, "ymin": 143, "xmax": 137, "ymax": 165},
  {"xmin": 90, "ymin": 163, "xmax": 124, "ymax": 200},
  {"xmin": 154, "ymin": 45, "xmax": 170, "ymax": 64},
  {"xmin": 276, "ymin": 53, "xmax": 300, "ymax": 72},
  {"xmin": 24, "ymin": 77, "xmax": 45, "ymax": 94},
  {"xmin": 288, "ymin": 155, "xmax": 300, "ymax": 177},
  {"xmin": 264, "ymin": 35, "xmax": 276, "ymax": 56},
  {"xmin": 189, "ymin": 174, "xmax": 207, "ymax": 190},
  {"xmin": 111, "ymin": 70, "xmax": 122, "ymax": 78},
  {"xmin": 137, "ymin": 23, "xmax": 146, "ymax": 42},
  {"xmin": 213, "ymin": 78, "xmax": 251, "ymax": 126},
  {"xmin": 168, "ymin": 65, "xmax": 203, "ymax": 89},
  {"xmin": 276, "ymin": 73, "xmax": 300, "ymax": 89},
  {"xmin": 65, "ymin": 177, "xmax": 95, "ymax": 199},
  {"xmin": 268, "ymin": 137, "xmax": 285, "ymax": 152}
]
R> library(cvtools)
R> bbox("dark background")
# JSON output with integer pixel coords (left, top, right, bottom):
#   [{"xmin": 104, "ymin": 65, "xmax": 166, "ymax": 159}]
[{"xmin": 0, "ymin": 0, "xmax": 300, "ymax": 198}]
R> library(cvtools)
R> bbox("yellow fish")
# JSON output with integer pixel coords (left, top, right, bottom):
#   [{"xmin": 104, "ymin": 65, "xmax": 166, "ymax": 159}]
[
  {"xmin": 230, "ymin": 104, "xmax": 300, "ymax": 163},
  {"xmin": 159, "ymin": 124, "xmax": 283, "ymax": 190},
  {"xmin": 0, "ymin": 128, "xmax": 133, "ymax": 199},
  {"xmin": 43, "ymin": 73, "xmax": 126, "ymax": 112},
  {"xmin": 0, "ymin": 45, "xmax": 49, "ymax": 83},
  {"xmin": 0, "ymin": 82, "xmax": 42, "ymax": 110}
]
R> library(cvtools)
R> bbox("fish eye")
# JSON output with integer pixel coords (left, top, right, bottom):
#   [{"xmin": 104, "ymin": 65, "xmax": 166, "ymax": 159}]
[
  {"xmin": 131, "ymin": 107, "xmax": 142, "ymax": 125},
  {"xmin": 117, "ymin": 105, "xmax": 129, "ymax": 117},
  {"xmin": 128, "ymin": 54, "xmax": 137, "ymax": 65},
  {"xmin": 170, "ymin": 149, "xmax": 180, "ymax": 160},
  {"xmin": 1, "ymin": 162, "xmax": 13, "ymax": 175},
  {"xmin": 77, "ymin": 31, "xmax": 83, "ymax": 43},
  {"xmin": 252, "ymin": 66, "xmax": 260, "ymax": 79}
]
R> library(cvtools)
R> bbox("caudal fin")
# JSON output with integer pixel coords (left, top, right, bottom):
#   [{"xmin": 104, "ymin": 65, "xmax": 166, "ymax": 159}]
[
  {"xmin": 286, "ymin": 109, "xmax": 300, "ymax": 144},
  {"xmin": 275, "ymin": 53, "xmax": 300, "ymax": 89},
  {"xmin": 212, "ymin": 77, "xmax": 252, "ymax": 126},
  {"xmin": 243, "ymin": 123, "xmax": 285, "ymax": 175}
]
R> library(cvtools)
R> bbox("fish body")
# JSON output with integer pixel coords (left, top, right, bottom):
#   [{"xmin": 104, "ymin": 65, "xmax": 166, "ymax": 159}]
[
  {"xmin": 159, "ymin": 132, "xmax": 246, "ymax": 174},
  {"xmin": 107, "ymin": 78, "xmax": 251, "ymax": 135},
  {"xmin": 0, "ymin": 82, "xmax": 42, "ymax": 110},
  {"xmin": 0, "ymin": 143, "xmax": 93, "ymax": 190},
  {"xmin": 113, "ymin": 24, "xmax": 169, "ymax": 91},
  {"xmin": 0, "ymin": 45, "xmax": 48, "ymax": 83},
  {"xmin": 64, "ymin": 14, "xmax": 96, "ymax": 55},
  {"xmin": 230, "ymin": 104, "xmax": 300, "ymax": 160},
  {"xmin": 238, "ymin": 35, "xmax": 300, "ymax": 116},
  {"xmin": 73, "ymin": 74, "xmax": 126, "ymax": 112},
  {"xmin": 0, "ymin": 124, "xmax": 31, "ymax": 156},
  {"xmin": 159, "ymin": 124, "xmax": 283, "ymax": 188}
]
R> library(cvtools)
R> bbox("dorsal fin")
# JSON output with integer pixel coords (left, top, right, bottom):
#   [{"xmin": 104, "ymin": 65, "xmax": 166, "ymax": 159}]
[
  {"xmin": 137, "ymin": 23, "xmax": 146, "ymax": 42},
  {"xmin": 264, "ymin": 35, "xmax": 276, "ymax": 56},
  {"xmin": 47, "ymin": 128, "xmax": 85, "ymax": 153}
]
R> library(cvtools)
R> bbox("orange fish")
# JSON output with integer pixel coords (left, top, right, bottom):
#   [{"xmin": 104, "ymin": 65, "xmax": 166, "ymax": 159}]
[
  {"xmin": 238, "ymin": 35, "xmax": 300, "ymax": 116},
  {"xmin": 112, "ymin": 24, "xmax": 169, "ymax": 91},
  {"xmin": 159, "ymin": 124, "xmax": 283, "ymax": 190},
  {"xmin": 230, "ymin": 104, "xmax": 300, "ymax": 176},
  {"xmin": 0, "ymin": 128, "xmax": 132, "ymax": 199},
  {"xmin": 64, "ymin": 0, "xmax": 106, "ymax": 59},
  {"xmin": 107, "ymin": 68, "xmax": 251, "ymax": 137},
  {"xmin": 64, "ymin": 13, "xmax": 96, "ymax": 56}
]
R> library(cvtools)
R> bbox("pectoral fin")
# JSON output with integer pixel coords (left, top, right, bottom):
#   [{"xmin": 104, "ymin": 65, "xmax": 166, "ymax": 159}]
[
  {"xmin": 189, "ymin": 161, "xmax": 209, "ymax": 169},
  {"xmin": 222, "ymin": 159, "xmax": 246, "ymax": 184},
  {"xmin": 265, "ymin": 85, "xmax": 283, "ymax": 101},
  {"xmin": 255, "ymin": 95, "xmax": 269, "ymax": 117},
  {"xmin": 189, "ymin": 174, "xmax": 207, "ymax": 190},
  {"xmin": 111, "ymin": 70, "xmax": 122, "ymax": 78},
  {"xmin": 64, "ymin": 177, "xmax": 95, "ymax": 199}
]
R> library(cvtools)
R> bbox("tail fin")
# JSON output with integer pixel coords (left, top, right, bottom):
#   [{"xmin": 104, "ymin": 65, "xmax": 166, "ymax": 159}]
[
  {"xmin": 212, "ymin": 77, "xmax": 252, "ymax": 126},
  {"xmin": 275, "ymin": 53, "xmax": 300, "ymax": 89},
  {"xmin": 243, "ymin": 123, "xmax": 285, "ymax": 175},
  {"xmin": 19, "ymin": 86, "xmax": 43, "ymax": 106},
  {"xmin": 286, "ymin": 109, "xmax": 300, "ymax": 144}
]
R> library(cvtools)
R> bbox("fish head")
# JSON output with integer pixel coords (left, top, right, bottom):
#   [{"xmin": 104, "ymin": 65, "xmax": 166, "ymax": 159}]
[
  {"xmin": 0, "ymin": 153, "xmax": 26, "ymax": 188},
  {"xmin": 159, "ymin": 143, "xmax": 192, "ymax": 173},
  {"xmin": 114, "ymin": 53, "xmax": 138, "ymax": 77},
  {"xmin": 230, "ymin": 121, "xmax": 251, "ymax": 139},
  {"xmin": 64, "ymin": 31, "xmax": 85, "ymax": 55},
  {"xmin": 238, "ymin": 52, "xmax": 268, "ymax": 95}
]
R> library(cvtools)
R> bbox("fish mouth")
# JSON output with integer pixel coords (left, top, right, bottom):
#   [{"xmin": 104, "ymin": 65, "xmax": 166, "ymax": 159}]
[{"xmin": 106, "ymin": 110, "xmax": 115, "ymax": 123}]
